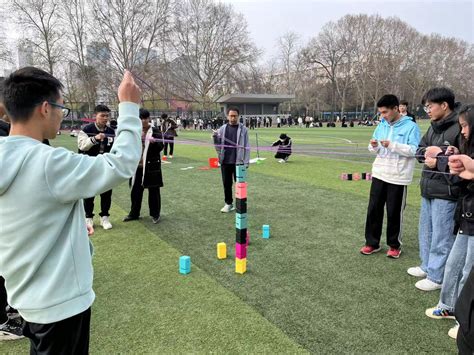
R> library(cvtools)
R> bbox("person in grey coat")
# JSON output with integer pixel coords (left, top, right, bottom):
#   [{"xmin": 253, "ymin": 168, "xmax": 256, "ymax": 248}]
[{"xmin": 212, "ymin": 107, "xmax": 250, "ymax": 212}]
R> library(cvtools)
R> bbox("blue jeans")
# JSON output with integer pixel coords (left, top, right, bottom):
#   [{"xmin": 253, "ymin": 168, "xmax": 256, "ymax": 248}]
[
  {"xmin": 418, "ymin": 197, "xmax": 456, "ymax": 284},
  {"xmin": 438, "ymin": 234, "xmax": 474, "ymax": 311}
]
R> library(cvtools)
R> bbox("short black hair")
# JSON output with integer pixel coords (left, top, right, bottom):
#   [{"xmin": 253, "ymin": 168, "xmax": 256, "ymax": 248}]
[
  {"xmin": 2, "ymin": 67, "xmax": 63, "ymax": 122},
  {"xmin": 399, "ymin": 100, "xmax": 409, "ymax": 106},
  {"xmin": 139, "ymin": 108, "xmax": 150, "ymax": 119},
  {"xmin": 422, "ymin": 87, "xmax": 455, "ymax": 110},
  {"xmin": 161, "ymin": 113, "xmax": 168, "ymax": 119},
  {"xmin": 227, "ymin": 106, "xmax": 240, "ymax": 115},
  {"xmin": 377, "ymin": 95, "xmax": 399, "ymax": 109},
  {"xmin": 94, "ymin": 104, "xmax": 110, "ymax": 114}
]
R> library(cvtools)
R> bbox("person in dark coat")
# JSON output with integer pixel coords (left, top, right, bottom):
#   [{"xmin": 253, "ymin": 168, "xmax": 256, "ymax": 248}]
[
  {"xmin": 407, "ymin": 87, "xmax": 462, "ymax": 291},
  {"xmin": 77, "ymin": 104, "xmax": 116, "ymax": 230},
  {"xmin": 123, "ymin": 109, "xmax": 164, "ymax": 224},
  {"xmin": 162, "ymin": 113, "xmax": 177, "ymax": 158},
  {"xmin": 456, "ymin": 266, "xmax": 474, "ymax": 354},
  {"xmin": 272, "ymin": 133, "xmax": 292, "ymax": 163}
]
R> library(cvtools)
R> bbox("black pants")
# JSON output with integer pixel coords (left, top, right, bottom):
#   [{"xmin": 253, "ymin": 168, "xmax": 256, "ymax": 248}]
[
  {"xmin": 83, "ymin": 190, "xmax": 112, "ymax": 218},
  {"xmin": 0, "ymin": 276, "xmax": 7, "ymax": 323},
  {"xmin": 164, "ymin": 137, "xmax": 174, "ymax": 156},
  {"xmin": 221, "ymin": 164, "xmax": 236, "ymax": 205},
  {"xmin": 129, "ymin": 168, "xmax": 161, "ymax": 218},
  {"xmin": 457, "ymin": 330, "xmax": 474, "ymax": 355},
  {"xmin": 23, "ymin": 308, "xmax": 91, "ymax": 355},
  {"xmin": 365, "ymin": 177, "xmax": 407, "ymax": 249}
]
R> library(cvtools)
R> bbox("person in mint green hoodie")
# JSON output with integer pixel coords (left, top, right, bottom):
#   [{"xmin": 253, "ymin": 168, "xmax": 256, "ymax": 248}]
[
  {"xmin": 0, "ymin": 67, "xmax": 142, "ymax": 354},
  {"xmin": 360, "ymin": 94, "xmax": 421, "ymax": 258}
]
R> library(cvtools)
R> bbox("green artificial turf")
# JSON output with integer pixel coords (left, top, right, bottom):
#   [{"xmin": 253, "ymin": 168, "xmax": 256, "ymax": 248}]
[{"xmin": 2, "ymin": 121, "xmax": 458, "ymax": 354}]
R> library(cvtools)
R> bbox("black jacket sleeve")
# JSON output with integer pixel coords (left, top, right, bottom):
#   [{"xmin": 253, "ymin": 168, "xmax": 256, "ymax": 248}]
[{"xmin": 416, "ymin": 130, "xmax": 429, "ymax": 163}]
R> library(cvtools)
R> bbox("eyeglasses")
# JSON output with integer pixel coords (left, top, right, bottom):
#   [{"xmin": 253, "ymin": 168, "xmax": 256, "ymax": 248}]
[
  {"xmin": 423, "ymin": 105, "xmax": 433, "ymax": 113},
  {"xmin": 47, "ymin": 102, "xmax": 71, "ymax": 118}
]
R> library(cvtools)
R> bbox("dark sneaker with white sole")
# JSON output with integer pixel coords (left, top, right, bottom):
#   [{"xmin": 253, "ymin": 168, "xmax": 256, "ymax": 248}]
[{"xmin": 0, "ymin": 318, "xmax": 24, "ymax": 340}]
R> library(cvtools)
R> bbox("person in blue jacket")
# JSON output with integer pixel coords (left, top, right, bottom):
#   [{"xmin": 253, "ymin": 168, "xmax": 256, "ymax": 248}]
[
  {"xmin": 0, "ymin": 67, "xmax": 142, "ymax": 354},
  {"xmin": 360, "ymin": 94, "xmax": 421, "ymax": 258}
]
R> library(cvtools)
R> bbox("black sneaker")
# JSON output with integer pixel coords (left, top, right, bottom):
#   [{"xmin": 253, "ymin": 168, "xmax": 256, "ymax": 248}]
[
  {"xmin": 0, "ymin": 318, "xmax": 24, "ymax": 340},
  {"xmin": 6, "ymin": 306, "xmax": 20, "ymax": 320},
  {"xmin": 123, "ymin": 215, "xmax": 140, "ymax": 222},
  {"xmin": 151, "ymin": 216, "xmax": 161, "ymax": 224}
]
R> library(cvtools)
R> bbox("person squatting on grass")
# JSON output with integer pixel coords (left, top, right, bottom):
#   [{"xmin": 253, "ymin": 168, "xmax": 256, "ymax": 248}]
[
  {"xmin": 0, "ymin": 67, "xmax": 142, "ymax": 354},
  {"xmin": 272, "ymin": 133, "xmax": 292, "ymax": 163},
  {"xmin": 422, "ymin": 104, "xmax": 474, "ymax": 341},
  {"xmin": 123, "ymin": 108, "xmax": 164, "ymax": 224},
  {"xmin": 213, "ymin": 106, "xmax": 250, "ymax": 213},
  {"xmin": 407, "ymin": 88, "xmax": 462, "ymax": 292},
  {"xmin": 360, "ymin": 94, "xmax": 421, "ymax": 258},
  {"xmin": 78, "ymin": 104, "xmax": 116, "ymax": 231}
]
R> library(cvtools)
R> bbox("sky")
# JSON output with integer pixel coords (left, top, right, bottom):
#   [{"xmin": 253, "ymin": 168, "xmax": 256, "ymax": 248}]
[{"xmin": 219, "ymin": 0, "xmax": 474, "ymax": 62}]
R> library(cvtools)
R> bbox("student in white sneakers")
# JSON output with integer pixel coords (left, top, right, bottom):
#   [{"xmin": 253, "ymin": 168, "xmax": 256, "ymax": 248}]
[
  {"xmin": 78, "ymin": 104, "xmax": 116, "ymax": 230},
  {"xmin": 407, "ymin": 88, "xmax": 462, "ymax": 291},
  {"xmin": 424, "ymin": 104, "xmax": 474, "ymax": 340},
  {"xmin": 212, "ymin": 107, "xmax": 250, "ymax": 213}
]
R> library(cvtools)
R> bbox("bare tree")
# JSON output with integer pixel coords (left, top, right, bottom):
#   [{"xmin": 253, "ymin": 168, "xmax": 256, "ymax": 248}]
[
  {"xmin": 60, "ymin": 0, "xmax": 98, "ymax": 110},
  {"xmin": 0, "ymin": 10, "xmax": 12, "ymax": 65},
  {"xmin": 278, "ymin": 32, "xmax": 301, "ymax": 93},
  {"xmin": 169, "ymin": 0, "xmax": 257, "ymax": 108},
  {"xmin": 12, "ymin": 0, "xmax": 62, "ymax": 74},
  {"xmin": 90, "ymin": 0, "xmax": 171, "ymax": 74},
  {"xmin": 303, "ymin": 21, "xmax": 348, "ymax": 118}
]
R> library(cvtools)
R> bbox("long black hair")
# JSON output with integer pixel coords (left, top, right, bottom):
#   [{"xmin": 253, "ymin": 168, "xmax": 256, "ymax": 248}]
[{"xmin": 459, "ymin": 104, "xmax": 474, "ymax": 156}]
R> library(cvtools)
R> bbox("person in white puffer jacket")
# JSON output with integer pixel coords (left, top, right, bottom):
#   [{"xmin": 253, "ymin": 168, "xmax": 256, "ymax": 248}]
[{"xmin": 360, "ymin": 94, "xmax": 421, "ymax": 258}]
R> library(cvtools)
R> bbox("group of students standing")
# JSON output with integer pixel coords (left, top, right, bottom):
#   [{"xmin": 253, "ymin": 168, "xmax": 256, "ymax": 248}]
[
  {"xmin": 1, "ymin": 66, "xmax": 473, "ymax": 354},
  {"xmin": 77, "ymin": 108, "xmax": 179, "ymax": 231},
  {"xmin": 361, "ymin": 88, "xmax": 474, "ymax": 353}
]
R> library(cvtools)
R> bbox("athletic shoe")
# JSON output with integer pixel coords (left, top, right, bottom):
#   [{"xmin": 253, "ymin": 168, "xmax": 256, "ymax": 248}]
[
  {"xmin": 0, "ymin": 318, "xmax": 24, "ymax": 341},
  {"xmin": 407, "ymin": 266, "xmax": 427, "ymax": 278},
  {"xmin": 151, "ymin": 216, "xmax": 161, "ymax": 224},
  {"xmin": 387, "ymin": 248, "xmax": 401, "ymax": 258},
  {"xmin": 100, "ymin": 216, "xmax": 113, "ymax": 230},
  {"xmin": 5, "ymin": 306, "xmax": 20, "ymax": 320},
  {"xmin": 278, "ymin": 159, "xmax": 286, "ymax": 163},
  {"xmin": 425, "ymin": 307, "xmax": 455, "ymax": 319},
  {"xmin": 360, "ymin": 245, "xmax": 381, "ymax": 255},
  {"xmin": 220, "ymin": 204, "xmax": 235, "ymax": 213},
  {"xmin": 448, "ymin": 324, "xmax": 459, "ymax": 339},
  {"xmin": 85, "ymin": 218, "xmax": 94, "ymax": 229},
  {"xmin": 123, "ymin": 215, "xmax": 140, "ymax": 222},
  {"xmin": 415, "ymin": 278, "xmax": 442, "ymax": 291},
  {"xmin": 169, "ymin": 155, "xmax": 173, "ymax": 159}
]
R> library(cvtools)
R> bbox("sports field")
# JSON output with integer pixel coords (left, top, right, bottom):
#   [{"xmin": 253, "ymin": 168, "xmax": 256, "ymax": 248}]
[{"xmin": 1, "ymin": 120, "xmax": 458, "ymax": 354}]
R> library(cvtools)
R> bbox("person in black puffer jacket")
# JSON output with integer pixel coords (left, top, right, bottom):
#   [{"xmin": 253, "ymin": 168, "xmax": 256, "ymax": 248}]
[
  {"xmin": 423, "ymin": 104, "xmax": 474, "ymax": 342},
  {"xmin": 407, "ymin": 88, "xmax": 462, "ymax": 292}
]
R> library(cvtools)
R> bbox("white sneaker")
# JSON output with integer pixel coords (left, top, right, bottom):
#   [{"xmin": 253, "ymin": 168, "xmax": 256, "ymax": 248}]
[
  {"xmin": 278, "ymin": 159, "xmax": 285, "ymax": 163},
  {"xmin": 220, "ymin": 204, "xmax": 235, "ymax": 213},
  {"xmin": 448, "ymin": 324, "xmax": 459, "ymax": 339},
  {"xmin": 169, "ymin": 155, "xmax": 173, "ymax": 159},
  {"xmin": 415, "ymin": 278, "xmax": 442, "ymax": 291},
  {"xmin": 100, "ymin": 216, "xmax": 113, "ymax": 230},
  {"xmin": 86, "ymin": 218, "xmax": 94, "ymax": 229},
  {"xmin": 407, "ymin": 266, "xmax": 427, "ymax": 278}
]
